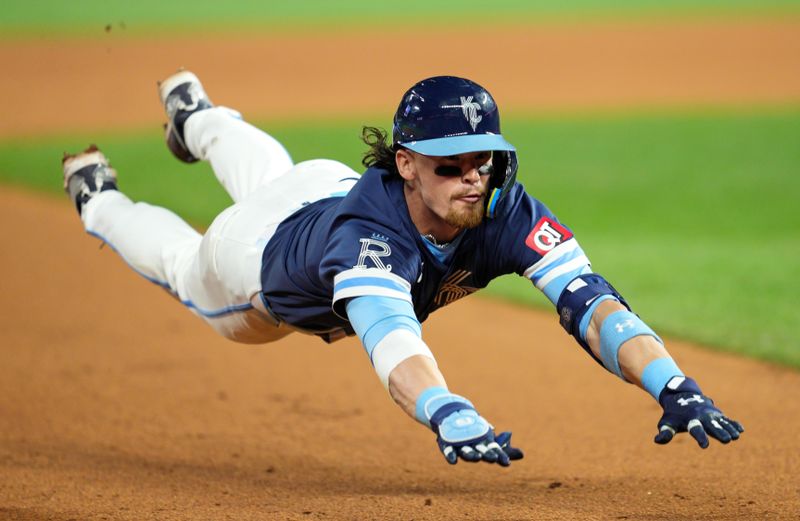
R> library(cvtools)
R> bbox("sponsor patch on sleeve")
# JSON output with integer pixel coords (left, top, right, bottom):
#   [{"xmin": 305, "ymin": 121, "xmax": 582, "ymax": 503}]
[{"xmin": 524, "ymin": 217, "xmax": 573, "ymax": 255}]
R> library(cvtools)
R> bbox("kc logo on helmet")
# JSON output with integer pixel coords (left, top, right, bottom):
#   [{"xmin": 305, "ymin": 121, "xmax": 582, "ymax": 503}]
[{"xmin": 525, "ymin": 217, "xmax": 573, "ymax": 255}]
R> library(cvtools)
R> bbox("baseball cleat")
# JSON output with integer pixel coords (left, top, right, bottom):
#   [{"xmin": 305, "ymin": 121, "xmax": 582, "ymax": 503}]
[
  {"xmin": 62, "ymin": 144, "xmax": 118, "ymax": 215},
  {"xmin": 158, "ymin": 69, "xmax": 214, "ymax": 163}
]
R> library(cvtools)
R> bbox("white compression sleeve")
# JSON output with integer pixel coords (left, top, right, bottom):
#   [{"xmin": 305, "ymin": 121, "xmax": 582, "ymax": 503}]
[{"xmin": 371, "ymin": 329, "xmax": 436, "ymax": 389}]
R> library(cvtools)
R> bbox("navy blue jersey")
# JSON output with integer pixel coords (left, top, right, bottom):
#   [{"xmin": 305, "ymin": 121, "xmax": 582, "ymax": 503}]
[{"xmin": 260, "ymin": 167, "xmax": 591, "ymax": 341}]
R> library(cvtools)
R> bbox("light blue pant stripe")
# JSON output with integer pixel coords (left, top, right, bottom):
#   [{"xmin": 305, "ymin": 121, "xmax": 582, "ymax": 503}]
[{"xmin": 87, "ymin": 230, "xmax": 253, "ymax": 319}]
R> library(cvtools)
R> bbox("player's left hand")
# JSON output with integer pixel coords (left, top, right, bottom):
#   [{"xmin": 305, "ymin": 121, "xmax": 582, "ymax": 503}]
[
  {"xmin": 654, "ymin": 376, "xmax": 744, "ymax": 448},
  {"xmin": 429, "ymin": 405, "xmax": 523, "ymax": 466}
]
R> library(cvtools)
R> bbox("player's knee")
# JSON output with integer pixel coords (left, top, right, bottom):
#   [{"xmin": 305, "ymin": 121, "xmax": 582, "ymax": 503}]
[{"xmin": 207, "ymin": 310, "xmax": 292, "ymax": 344}]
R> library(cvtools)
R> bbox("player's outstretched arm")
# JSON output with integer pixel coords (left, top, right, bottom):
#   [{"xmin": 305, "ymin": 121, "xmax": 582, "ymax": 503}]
[
  {"xmin": 346, "ymin": 296, "xmax": 523, "ymax": 465},
  {"xmin": 388, "ymin": 355, "xmax": 523, "ymax": 466},
  {"xmin": 521, "ymin": 212, "xmax": 743, "ymax": 447},
  {"xmin": 583, "ymin": 299, "xmax": 744, "ymax": 448}
]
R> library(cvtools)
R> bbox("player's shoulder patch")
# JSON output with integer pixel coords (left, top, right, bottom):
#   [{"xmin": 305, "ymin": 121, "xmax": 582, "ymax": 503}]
[{"xmin": 524, "ymin": 217, "xmax": 573, "ymax": 255}]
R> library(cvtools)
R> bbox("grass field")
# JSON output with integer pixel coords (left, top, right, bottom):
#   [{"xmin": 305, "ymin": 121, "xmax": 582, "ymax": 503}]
[
  {"xmin": 3, "ymin": 0, "xmax": 800, "ymax": 37},
  {"xmin": 2, "ymin": 108, "xmax": 798, "ymax": 366}
]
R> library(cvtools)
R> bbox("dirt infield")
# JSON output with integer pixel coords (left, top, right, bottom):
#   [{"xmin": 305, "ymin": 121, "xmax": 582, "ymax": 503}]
[
  {"xmin": 2, "ymin": 17, "xmax": 800, "ymax": 520},
  {"xmin": 2, "ymin": 18, "xmax": 800, "ymax": 138},
  {"xmin": 3, "ymin": 188, "xmax": 800, "ymax": 520}
]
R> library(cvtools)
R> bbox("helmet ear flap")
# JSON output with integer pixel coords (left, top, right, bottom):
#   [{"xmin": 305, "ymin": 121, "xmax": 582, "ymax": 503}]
[{"xmin": 485, "ymin": 150, "xmax": 518, "ymax": 218}]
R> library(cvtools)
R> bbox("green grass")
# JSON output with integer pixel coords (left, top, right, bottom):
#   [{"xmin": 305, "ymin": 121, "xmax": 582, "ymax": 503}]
[
  {"xmin": 3, "ymin": 0, "xmax": 800, "ymax": 38},
  {"xmin": 1, "ymin": 109, "xmax": 798, "ymax": 367},
  {"xmin": 489, "ymin": 109, "xmax": 800, "ymax": 367}
]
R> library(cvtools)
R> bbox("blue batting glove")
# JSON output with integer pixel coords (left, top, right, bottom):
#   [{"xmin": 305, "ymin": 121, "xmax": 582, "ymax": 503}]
[
  {"xmin": 495, "ymin": 431, "xmax": 524, "ymax": 460},
  {"xmin": 655, "ymin": 376, "xmax": 744, "ymax": 448},
  {"xmin": 420, "ymin": 390, "xmax": 523, "ymax": 466}
]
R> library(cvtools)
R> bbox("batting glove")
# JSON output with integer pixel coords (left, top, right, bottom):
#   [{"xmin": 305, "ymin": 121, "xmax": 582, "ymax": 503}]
[
  {"xmin": 425, "ymin": 394, "xmax": 523, "ymax": 466},
  {"xmin": 655, "ymin": 376, "xmax": 744, "ymax": 448}
]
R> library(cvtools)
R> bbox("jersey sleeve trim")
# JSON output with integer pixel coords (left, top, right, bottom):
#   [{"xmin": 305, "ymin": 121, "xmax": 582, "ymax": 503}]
[
  {"xmin": 332, "ymin": 268, "xmax": 413, "ymax": 319},
  {"xmin": 523, "ymin": 239, "xmax": 582, "ymax": 281},
  {"xmin": 535, "ymin": 254, "xmax": 592, "ymax": 290},
  {"xmin": 522, "ymin": 238, "xmax": 592, "ymax": 305}
]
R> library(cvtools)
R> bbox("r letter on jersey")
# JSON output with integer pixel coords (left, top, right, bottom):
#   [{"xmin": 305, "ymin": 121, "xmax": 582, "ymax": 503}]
[{"xmin": 355, "ymin": 238, "xmax": 393, "ymax": 272}]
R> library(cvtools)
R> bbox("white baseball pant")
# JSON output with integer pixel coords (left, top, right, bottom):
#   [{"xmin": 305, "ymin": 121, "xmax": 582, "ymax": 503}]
[{"xmin": 80, "ymin": 107, "xmax": 359, "ymax": 343}]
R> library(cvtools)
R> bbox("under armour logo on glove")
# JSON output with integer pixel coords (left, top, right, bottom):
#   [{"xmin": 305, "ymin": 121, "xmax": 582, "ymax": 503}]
[
  {"xmin": 654, "ymin": 376, "xmax": 744, "ymax": 449},
  {"xmin": 677, "ymin": 394, "xmax": 705, "ymax": 406}
]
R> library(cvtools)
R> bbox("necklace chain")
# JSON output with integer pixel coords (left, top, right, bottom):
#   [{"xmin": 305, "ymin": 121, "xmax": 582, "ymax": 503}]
[{"xmin": 423, "ymin": 234, "xmax": 450, "ymax": 248}]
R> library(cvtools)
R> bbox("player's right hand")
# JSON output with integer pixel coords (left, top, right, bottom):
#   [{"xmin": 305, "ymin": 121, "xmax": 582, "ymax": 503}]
[{"xmin": 428, "ymin": 401, "xmax": 523, "ymax": 466}]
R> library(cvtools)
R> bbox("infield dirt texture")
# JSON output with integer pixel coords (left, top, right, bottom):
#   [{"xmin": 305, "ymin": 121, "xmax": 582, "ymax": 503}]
[{"xmin": 1, "ymin": 16, "xmax": 800, "ymax": 520}]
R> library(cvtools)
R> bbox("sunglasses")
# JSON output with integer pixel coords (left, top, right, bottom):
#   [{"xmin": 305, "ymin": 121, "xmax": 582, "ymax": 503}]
[{"xmin": 434, "ymin": 162, "xmax": 494, "ymax": 177}]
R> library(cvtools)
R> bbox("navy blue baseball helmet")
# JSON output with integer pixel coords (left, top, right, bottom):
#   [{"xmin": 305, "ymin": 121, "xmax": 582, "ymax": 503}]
[{"xmin": 392, "ymin": 76, "xmax": 515, "ymax": 156}]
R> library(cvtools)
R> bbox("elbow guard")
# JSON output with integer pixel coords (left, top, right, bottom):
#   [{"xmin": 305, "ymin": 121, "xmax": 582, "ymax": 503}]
[{"xmin": 556, "ymin": 273, "xmax": 631, "ymax": 364}]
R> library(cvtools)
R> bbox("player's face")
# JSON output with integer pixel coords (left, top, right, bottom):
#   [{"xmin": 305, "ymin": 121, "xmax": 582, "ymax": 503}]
[{"xmin": 396, "ymin": 149, "xmax": 492, "ymax": 241}]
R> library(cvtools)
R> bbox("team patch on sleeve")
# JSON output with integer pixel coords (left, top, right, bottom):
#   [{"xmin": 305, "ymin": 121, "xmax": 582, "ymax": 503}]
[{"xmin": 524, "ymin": 217, "xmax": 573, "ymax": 255}]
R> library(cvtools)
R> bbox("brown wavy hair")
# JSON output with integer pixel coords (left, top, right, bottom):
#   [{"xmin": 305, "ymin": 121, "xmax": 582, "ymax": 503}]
[{"xmin": 361, "ymin": 126, "xmax": 399, "ymax": 176}]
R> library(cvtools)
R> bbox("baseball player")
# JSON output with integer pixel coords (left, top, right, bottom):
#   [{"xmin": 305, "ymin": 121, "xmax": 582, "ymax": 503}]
[{"xmin": 62, "ymin": 71, "xmax": 744, "ymax": 466}]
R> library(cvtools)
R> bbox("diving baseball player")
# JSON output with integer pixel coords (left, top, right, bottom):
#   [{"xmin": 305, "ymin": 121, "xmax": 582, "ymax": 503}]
[{"xmin": 62, "ymin": 72, "xmax": 744, "ymax": 466}]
